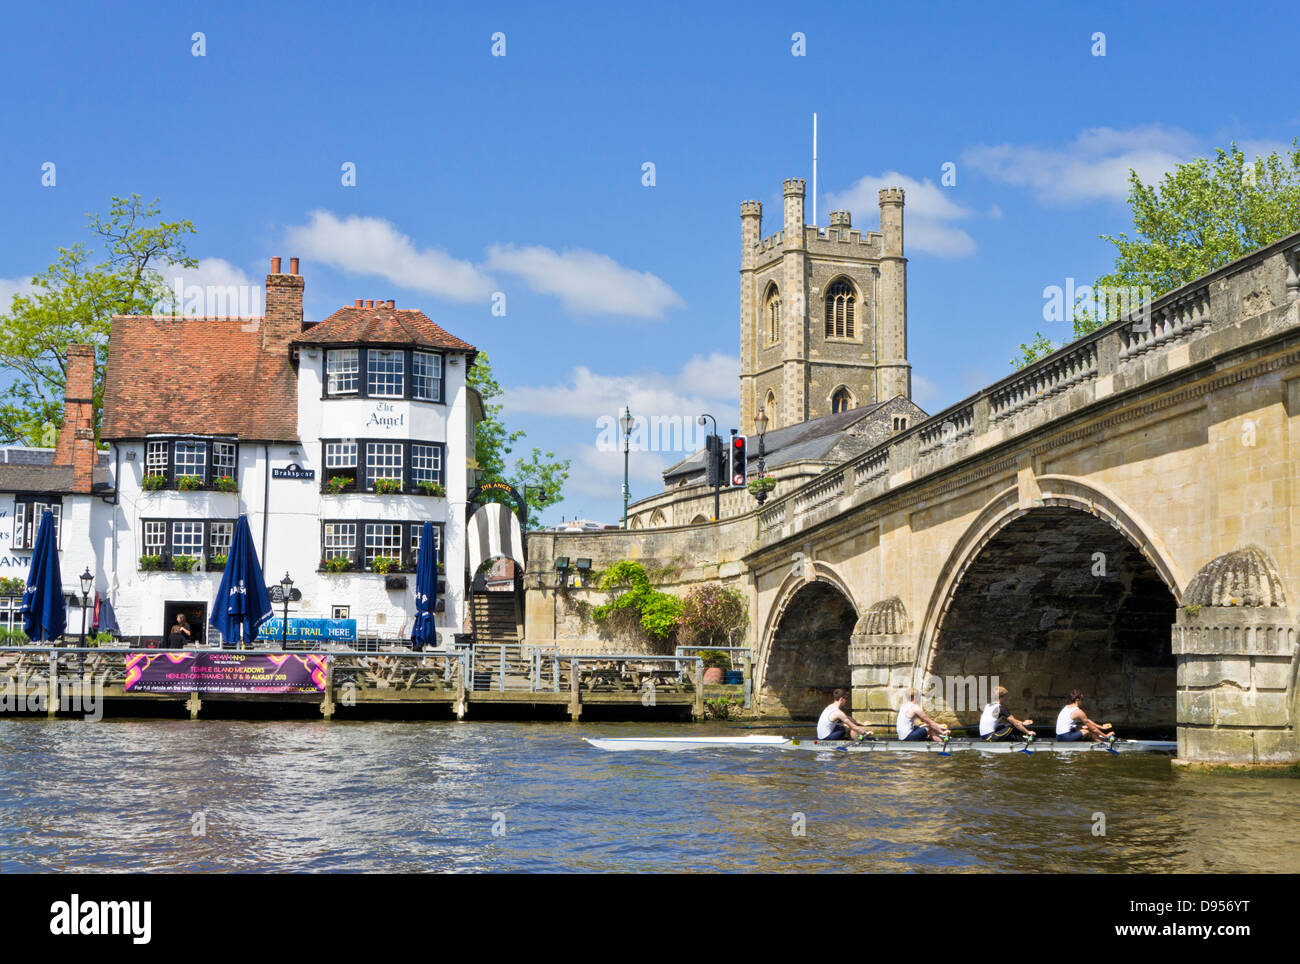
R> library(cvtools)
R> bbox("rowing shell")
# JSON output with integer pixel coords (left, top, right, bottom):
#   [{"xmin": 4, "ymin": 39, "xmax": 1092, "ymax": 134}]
[{"xmin": 583, "ymin": 735, "xmax": 1176, "ymax": 755}]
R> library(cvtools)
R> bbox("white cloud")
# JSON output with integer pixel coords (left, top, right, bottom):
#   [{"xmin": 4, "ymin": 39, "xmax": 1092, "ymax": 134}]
[
  {"xmin": 826, "ymin": 172, "xmax": 976, "ymax": 258},
  {"xmin": 961, "ymin": 125, "xmax": 1200, "ymax": 204},
  {"xmin": 155, "ymin": 258, "xmax": 261, "ymax": 316},
  {"xmin": 286, "ymin": 211, "xmax": 496, "ymax": 303},
  {"xmin": 486, "ymin": 244, "xmax": 684, "ymax": 318},
  {"xmin": 564, "ymin": 444, "xmax": 672, "ymax": 502},
  {"xmin": 0, "ymin": 276, "xmax": 34, "ymax": 310},
  {"xmin": 504, "ymin": 352, "xmax": 737, "ymax": 423}
]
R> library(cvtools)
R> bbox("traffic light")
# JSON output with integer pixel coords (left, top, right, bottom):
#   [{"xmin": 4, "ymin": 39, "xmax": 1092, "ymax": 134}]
[
  {"xmin": 730, "ymin": 434, "xmax": 748, "ymax": 486},
  {"xmin": 705, "ymin": 434, "xmax": 721, "ymax": 487}
]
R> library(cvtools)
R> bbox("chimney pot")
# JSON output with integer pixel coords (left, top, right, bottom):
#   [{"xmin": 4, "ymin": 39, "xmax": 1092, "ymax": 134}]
[
  {"xmin": 365, "ymin": 300, "xmax": 374, "ymax": 309},
  {"xmin": 387, "ymin": 299, "xmax": 395, "ymax": 309},
  {"xmin": 271, "ymin": 256, "xmax": 282, "ymax": 274},
  {"xmin": 354, "ymin": 299, "xmax": 363, "ymax": 308},
  {"xmin": 289, "ymin": 257, "xmax": 299, "ymax": 275}
]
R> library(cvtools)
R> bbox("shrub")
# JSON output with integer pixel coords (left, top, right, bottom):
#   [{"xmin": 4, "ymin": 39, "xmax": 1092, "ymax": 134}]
[
  {"xmin": 694, "ymin": 649, "xmax": 732, "ymax": 670},
  {"xmin": 679, "ymin": 582, "xmax": 748, "ymax": 647},
  {"xmin": 592, "ymin": 560, "xmax": 683, "ymax": 647}
]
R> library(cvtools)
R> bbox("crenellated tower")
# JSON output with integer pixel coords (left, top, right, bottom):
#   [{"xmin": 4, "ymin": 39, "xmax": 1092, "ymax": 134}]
[{"xmin": 739, "ymin": 178, "xmax": 911, "ymax": 433}]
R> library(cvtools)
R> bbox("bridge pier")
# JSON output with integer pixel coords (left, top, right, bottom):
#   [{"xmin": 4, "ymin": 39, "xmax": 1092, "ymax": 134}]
[
  {"xmin": 848, "ymin": 597, "xmax": 916, "ymax": 725},
  {"xmin": 1172, "ymin": 548, "xmax": 1299, "ymax": 769}
]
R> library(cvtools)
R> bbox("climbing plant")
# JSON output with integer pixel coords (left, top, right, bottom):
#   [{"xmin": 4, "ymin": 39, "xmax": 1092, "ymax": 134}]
[{"xmin": 592, "ymin": 560, "xmax": 683, "ymax": 648}]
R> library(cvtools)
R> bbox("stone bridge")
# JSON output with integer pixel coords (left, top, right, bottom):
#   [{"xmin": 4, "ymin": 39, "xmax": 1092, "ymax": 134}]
[{"xmin": 527, "ymin": 234, "xmax": 1300, "ymax": 768}]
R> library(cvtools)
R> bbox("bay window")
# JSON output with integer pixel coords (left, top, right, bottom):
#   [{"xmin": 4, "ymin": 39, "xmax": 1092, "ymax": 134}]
[{"xmin": 321, "ymin": 347, "xmax": 447, "ymax": 402}]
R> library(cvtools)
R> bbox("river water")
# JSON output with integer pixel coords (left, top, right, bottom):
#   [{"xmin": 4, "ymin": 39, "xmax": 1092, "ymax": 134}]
[{"xmin": 1, "ymin": 719, "xmax": 1296, "ymax": 873}]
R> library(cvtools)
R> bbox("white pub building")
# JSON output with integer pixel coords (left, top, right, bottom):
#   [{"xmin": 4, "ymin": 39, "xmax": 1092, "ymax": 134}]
[{"xmin": 84, "ymin": 256, "xmax": 481, "ymax": 647}]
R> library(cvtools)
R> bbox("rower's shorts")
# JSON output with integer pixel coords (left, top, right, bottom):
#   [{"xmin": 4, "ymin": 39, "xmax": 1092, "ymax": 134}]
[
  {"xmin": 983, "ymin": 724, "xmax": 1014, "ymax": 741},
  {"xmin": 1057, "ymin": 730, "xmax": 1085, "ymax": 742},
  {"xmin": 820, "ymin": 722, "xmax": 848, "ymax": 741},
  {"xmin": 902, "ymin": 725, "xmax": 928, "ymax": 741}
]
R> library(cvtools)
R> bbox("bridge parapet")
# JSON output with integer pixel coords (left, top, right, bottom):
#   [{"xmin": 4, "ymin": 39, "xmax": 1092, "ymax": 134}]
[{"xmin": 756, "ymin": 234, "xmax": 1300, "ymax": 551}]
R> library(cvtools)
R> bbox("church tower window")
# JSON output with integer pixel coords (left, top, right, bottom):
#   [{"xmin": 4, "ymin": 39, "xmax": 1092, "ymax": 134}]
[
  {"xmin": 831, "ymin": 388, "xmax": 853, "ymax": 414},
  {"xmin": 764, "ymin": 285, "xmax": 782, "ymax": 345},
  {"xmin": 825, "ymin": 279, "xmax": 856, "ymax": 339}
]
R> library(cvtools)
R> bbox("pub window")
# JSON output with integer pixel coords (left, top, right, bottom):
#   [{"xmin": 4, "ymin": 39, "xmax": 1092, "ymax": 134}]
[
  {"xmin": 364, "ymin": 523, "xmax": 403, "ymax": 566},
  {"xmin": 409, "ymin": 523, "xmax": 444, "ymax": 555},
  {"xmin": 172, "ymin": 521, "xmax": 204, "ymax": 558},
  {"xmin": 209, "ymin": 521, "xmax": 233, "ymax": 560},
  {"xmin": 143, "ymin": 521, "xmax": 167, "ymax": 556},
  {"xmin": 365, "ymin": 442, "xmax": 404, "ymax": 488},
  {"xmin": 11, "ymin": 499, "xmax": 62, "ymax": 550},
  {"xmin": 323, "ymin": 441, "xmax": 359, "ymax": 486},
  {"xmin": 326, "ymin": 349, "xmax": 360, "ymax": 395},
  {"xmin": 323, "ymin": 523, "xmax": 357, "ymax": 562},
  {"xmin": 145, "ymin": 441, "xmax": 169, "ymax": 479},
  {"xmin": 0, "ymin": 595, "xmax": 20, "ymax": 631},
  {"xmin": 412, "ymin": 351, "xmax": 443, "ymax": 401},
  {"xmin": 173, "ymin": 441, "xmax": 207, "ymax": 482},
  {"xmin": 367, "ymin": 349, "xmax": 404, "ymax": 398},
  {"xmin": 411, "ymin": 443, "xmax": 443, "ymax": 485},
  {"xmin": 213, "ymin": 442, "xmax": 237, "ymax": 480}
]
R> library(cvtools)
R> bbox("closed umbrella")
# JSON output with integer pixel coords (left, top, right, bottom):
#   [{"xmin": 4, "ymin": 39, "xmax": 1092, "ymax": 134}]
[
  {"xmin": 410, "ymin": 521, "xmax": 438, "ymax": 651},
  {"xmin": 209, "ymin": 515, "xmax": 273, "ymax": 649},
  {"xmin": 20, "ymin": 510, "xmax": 66, "ymax": 642}
]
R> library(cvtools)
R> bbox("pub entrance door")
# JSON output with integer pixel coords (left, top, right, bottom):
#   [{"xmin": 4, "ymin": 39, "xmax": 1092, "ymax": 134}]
[{"xmin": 162, "ymin": 600, "xmax": 208, "ymax": 648}]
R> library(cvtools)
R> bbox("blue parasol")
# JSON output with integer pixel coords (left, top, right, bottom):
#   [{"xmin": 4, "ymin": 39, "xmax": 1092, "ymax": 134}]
[
  {"xmin": 209, "ymin": 515, "xmax": 274, "ymax": 648},
  {"xmin": 410, "ymin": 520, "xmax": 438, "ymax": 651},
  {"xmin": 20, "ymin": 510, "xmax": 66, "ymax": 642}
]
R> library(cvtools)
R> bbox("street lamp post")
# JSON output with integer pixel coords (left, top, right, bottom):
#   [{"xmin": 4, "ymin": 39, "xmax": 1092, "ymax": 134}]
[
  {"xmin": 78, "ymin": 567, "xmax": 93, "ymax": 647},
  {"xmin": 279, "ymin": 571, "xmax": 293, "ymax": 648},
  {"xmin": 619, "ymin": 405, "xmax": 634, "ymax": 529},
  {"xmin": 752, "ymin": 407, "xmax": 770, "ymax": 506},
  {"xmin": 697, "ymin": 413, "xmax": 719, "ymax": 521}
]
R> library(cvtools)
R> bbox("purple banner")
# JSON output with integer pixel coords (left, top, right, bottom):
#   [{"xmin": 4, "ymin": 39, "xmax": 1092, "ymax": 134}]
[{"xmin": 125, "ymin": 652, "xmax": 328, "ymax": 694}]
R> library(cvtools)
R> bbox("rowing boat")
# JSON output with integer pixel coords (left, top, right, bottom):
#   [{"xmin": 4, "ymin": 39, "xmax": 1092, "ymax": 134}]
[{"xmin": 583, "ymin": 734, "xmax": 1177, "ymax": 755}]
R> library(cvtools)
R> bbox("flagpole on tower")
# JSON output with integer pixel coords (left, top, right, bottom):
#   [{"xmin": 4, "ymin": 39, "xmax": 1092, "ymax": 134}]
[{"xmin": 812, "ymin": 112, "xmax": 818, "ymax": 227}]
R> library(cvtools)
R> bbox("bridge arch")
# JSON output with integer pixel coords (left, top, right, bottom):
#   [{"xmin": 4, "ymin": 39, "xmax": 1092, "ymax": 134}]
[
  {"xmin": 756, "ymin": 562, "xmax": 859, "ymax": 717},
  {"xmin": 916, "ymin": 476, "xmax": 1183, "ymax": 728}
]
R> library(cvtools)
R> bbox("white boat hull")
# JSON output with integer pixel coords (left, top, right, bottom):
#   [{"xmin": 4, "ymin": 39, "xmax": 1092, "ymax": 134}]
[{"xmin": 584, "ymin": 735, "xmax": 1176, "ymax": 755}]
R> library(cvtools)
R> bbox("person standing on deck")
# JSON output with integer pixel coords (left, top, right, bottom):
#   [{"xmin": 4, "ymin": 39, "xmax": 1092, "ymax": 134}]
[
  {"xmin": 817, "ymin": 689, "xmax": 873, "ymax": 741},
  {"xmin": 897, "ymin": 688, "xmax": 950, "ymax": 742},
  {"xmin": 979, "ymin": 686, "xmax": 1034, "ymax": 741},
  {"xmin": 1055, "ymin": 690, "xmax": 1114, "ymax": 742}
]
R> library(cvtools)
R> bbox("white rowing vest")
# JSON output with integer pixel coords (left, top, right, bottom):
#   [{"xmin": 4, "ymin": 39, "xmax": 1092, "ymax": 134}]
[
  {"xmin": 816, "ymin": 704, "xmax": 839, "ymax": 739},
  {"xmin": 979, "ymin": 702, "xmax": 1000, "ymax": 737},
  {"xmin": 1056, "ymin": 705, "xmax": 1080, "ymax": 735},
  {"xmin": 896, "ymin": 702, "xmax": 920, "ymax": 740}
]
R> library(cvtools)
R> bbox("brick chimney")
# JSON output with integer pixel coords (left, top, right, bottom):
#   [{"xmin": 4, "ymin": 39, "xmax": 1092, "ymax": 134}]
[
  {"xmin": 55, "ymin": 345, "xmax": 97, "ymax": 493},
  {"xmin": 263, "ymin": 255, "xmax": 304, "ymax": 352}
]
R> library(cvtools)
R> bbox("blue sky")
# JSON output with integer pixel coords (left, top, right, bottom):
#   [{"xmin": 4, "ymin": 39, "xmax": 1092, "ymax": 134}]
[{"xmin": 2, "ymin": 1, "xmax": 1296, "ymax": 524}]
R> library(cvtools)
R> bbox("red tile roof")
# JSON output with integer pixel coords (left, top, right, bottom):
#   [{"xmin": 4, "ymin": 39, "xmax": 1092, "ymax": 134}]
[
  {"xmin": 294, "ymin": 305, "xmax": 476, "ymax": 353},
  {"xmin": 101, "ymin": 317, "xmax": 300, "ymax": 442}
]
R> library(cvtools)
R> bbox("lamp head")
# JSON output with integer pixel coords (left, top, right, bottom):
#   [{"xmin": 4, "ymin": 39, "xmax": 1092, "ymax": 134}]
[
  {"xmin": 619, "ymin": 405, "xmax": 634, "ymax": 436},
  {"xmin": 79, "ymin": 567, "xmax": 93, "ymax": 596},
  {"xmin": 280, "ymin": 571, "xmax": 294, "ymax": 592},
  {"xmin": 755, "ymin": 407, "xmax": 768, "ymax": 436}
]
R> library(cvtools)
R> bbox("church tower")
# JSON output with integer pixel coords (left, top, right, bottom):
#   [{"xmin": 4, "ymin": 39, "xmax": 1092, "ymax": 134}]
[{"xmin": 739, "ymin": 178, "xmax": 910, "ymax": 434}]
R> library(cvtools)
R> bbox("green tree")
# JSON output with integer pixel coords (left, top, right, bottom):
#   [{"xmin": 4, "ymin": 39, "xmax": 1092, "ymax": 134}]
[
  {"xmin": 592, "ymin": 560, "xmax": 683, "ymax": 650},
  {"xmin": 0, "ymin": 195, "xmax": 196, "ymax": 443},
  {"xmin": 467, "ymin": 351, "xmax": 569, "ymax": 528},
  {"xmin": 1011, "ymin": 141, "xmax": 1300, "ymax": 369}
]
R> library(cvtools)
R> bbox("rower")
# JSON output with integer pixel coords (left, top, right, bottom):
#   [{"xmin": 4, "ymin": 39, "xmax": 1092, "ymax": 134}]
[
  {"xmin": 896, "ymin": 688, "xmax": 950, "ymax": 742},
  {"xmin": 979, "ymin": 686, "xmax": 1034, "ymax": 741},
  {"xmin": 1055, "ymin": 689, "xmax": 1115, "ymax": 742},
  {"xmin": 816, "ymin": 688, "xmax": 873, "ymax": 741}
]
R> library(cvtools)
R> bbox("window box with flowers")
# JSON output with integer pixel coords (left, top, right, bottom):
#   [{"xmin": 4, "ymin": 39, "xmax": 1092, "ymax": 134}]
[
  {"xmin": 212, "ymin": 476, "xmax": 238, "ymax": 493},
  {"xmin": 208, "ymin": 554, "xmax": 228, "ymax": 571},
  {"xmin": 323, "ymin": 476, "xmax": 354, "ymax": 496},
  {"xmin": 176, "ymin": 475, "xmax": 205, "ymax": 492},
  {"xmin": 171, "ymin": 554, "xmax": 200, "ymax": 573},
  {"xmin": 142, "ymin": 474, "xmax": 168, "ymax": 492},
  {"xmin": 370, "ymin": 556, "xmax": 400, "ymax": 574},
  {"xmin": 415, "ymin": 480, "xmax": 446, "ymax": 497},
  {"xmin": 0, "ymin": 577, "xmax": 24, "ymax": 596},
  {"xmin": 320, "ymin": 556, "xmax": 353, "ymax": 574},
  {"xmin": 373, "ymin": 477, "xmax": 403, "ymax": 495},
  {"xmin": 139, "ymin": 554, "xmax": 163, "ymax": 572}
]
